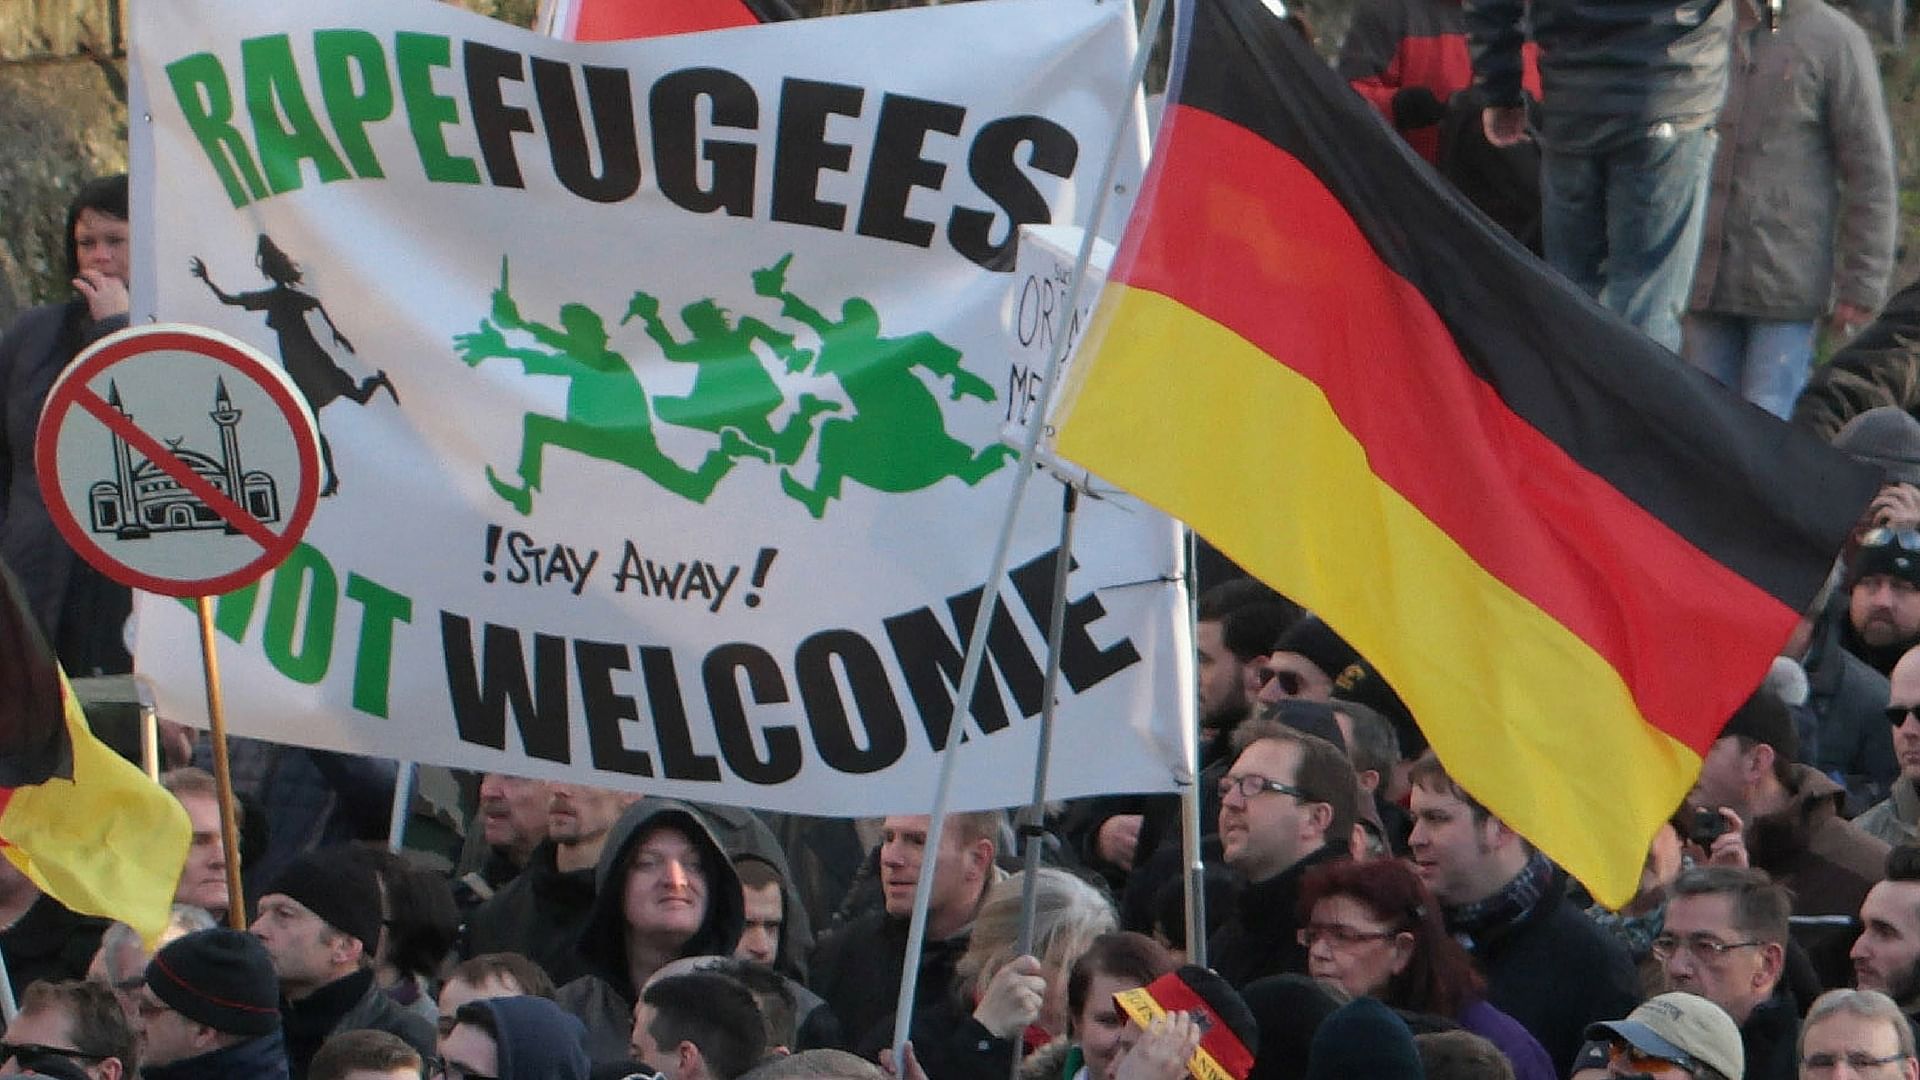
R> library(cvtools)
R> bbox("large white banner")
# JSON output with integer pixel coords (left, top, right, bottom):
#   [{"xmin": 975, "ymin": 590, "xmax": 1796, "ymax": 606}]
[{"xmin": 124, "ymin": 0, "xmax": 1189, "ymax": 812}]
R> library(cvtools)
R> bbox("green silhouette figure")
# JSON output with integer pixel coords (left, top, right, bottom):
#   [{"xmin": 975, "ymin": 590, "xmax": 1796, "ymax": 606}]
[
  {"xmin": 621, "ymin": 274, "xmax": 839, "ymax": 466},
  {"xmin": 454, "ymin": 258, "xmax": 768, "ymax": 514},
  {"xmin": 752, "ymin": 254, "xmax": 1015, "ymax": 518}
]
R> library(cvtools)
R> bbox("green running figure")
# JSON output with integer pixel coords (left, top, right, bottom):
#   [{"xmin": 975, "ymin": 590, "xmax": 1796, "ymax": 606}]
[
  {"xmin": 454, "ymin": 258, "xmax": 768, "ymax": 514},
  {"xmin": 621, "ymin": 275, "xmax": 839, "ymax": 466},
  {"xmin": 752, "ymin": 254, "xmax": 1015, "ymax": 519}
]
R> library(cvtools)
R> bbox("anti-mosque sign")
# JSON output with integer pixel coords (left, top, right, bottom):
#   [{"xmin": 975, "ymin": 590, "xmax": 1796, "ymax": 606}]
[
  {"xmin": 126, "ymin": 0, "xmax": 1191, "ymax": 811},
  {"xmin": 38, "ymin": 325, "xmax": 323, "ymax": 597}
]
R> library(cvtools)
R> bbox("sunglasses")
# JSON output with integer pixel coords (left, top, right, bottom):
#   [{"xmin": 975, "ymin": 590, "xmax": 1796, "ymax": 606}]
[
  {"xmin": 0, "ymin": 1040, "xmax": 110, "ymax": 1080},
  {"xmin": 1860, "ymin": 528, "xmax": 1920, "ymax": 552},
  {"xmin": 1889, "ymin": 705, "xmax": 1920, "ymax": 729},
  {"xmin": 1252, "ymin": 667, "xmax": 1306, "ymax": 696},
  {"xmin": 1608, "ymin": 1042, "xmax": 1697, "ymax": 1076}
]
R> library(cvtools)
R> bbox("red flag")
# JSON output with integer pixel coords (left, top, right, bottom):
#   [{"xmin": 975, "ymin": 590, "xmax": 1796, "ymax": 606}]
[{"xmin": 544, "ymin": 0, "xmax": 790, "ymax": 41}]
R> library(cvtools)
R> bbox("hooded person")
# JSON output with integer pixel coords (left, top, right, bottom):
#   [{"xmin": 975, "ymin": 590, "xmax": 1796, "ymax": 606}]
[
  {"xmin": 441, "ymin": 995, "xmax": 591, "ymax": 1080},
  {"xmin": 556, "ymin": 797, "xmax": 744, "ymax": 1067}
]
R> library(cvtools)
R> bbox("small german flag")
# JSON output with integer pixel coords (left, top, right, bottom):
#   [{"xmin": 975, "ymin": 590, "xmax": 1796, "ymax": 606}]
[
  {"xmin": 1051, "ymin": 0, "xmax": 1877, "ymax": 907},
  {"xmin": 0, "ymin": 558, "xmax": 189, "ymax": 942}
]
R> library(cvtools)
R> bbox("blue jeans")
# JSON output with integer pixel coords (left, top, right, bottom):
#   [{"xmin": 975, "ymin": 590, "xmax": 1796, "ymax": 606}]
[
  {"xmin": 1541, "ymin": 125, "xmax": 1718, "ymax": 353},
  {"xmin": 1681, "ymin": 314, "xmax": 1817, "ymax": 419}
]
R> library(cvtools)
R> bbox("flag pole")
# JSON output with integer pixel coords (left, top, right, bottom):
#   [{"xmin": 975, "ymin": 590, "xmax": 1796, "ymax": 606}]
[
  {"xmin": 195, "ymin": 597, "xmax": 247, "ymax": 930},
  {"xmin": 1179, "ymin": 528, "xmax": 1206, "ymax": 967},
  {"xmin": 1008, "ymin": 484, "xmax": 1079, "ymax": 1080},
  {"xmin": 889, "ymin": 0, "xmax": 1169, "ymax": 1060},
  {"xmin": 0, "ymin": 950, "xmax": 16, "ymax": 1024},
  {"xmin": 387, "ymin": 762, "xmax": 415, "ymax": 853}
]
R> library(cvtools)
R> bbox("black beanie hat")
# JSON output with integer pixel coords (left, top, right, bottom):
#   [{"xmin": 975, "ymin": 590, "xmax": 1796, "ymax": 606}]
[
  {"xmin": 1303, "ymin": 998, "xmax": 1422, "ymax": 1080},
  {"xmin": 147, "ymin": 928, "xmax": 281, "ymax": 1036},
  {"xmin": 1273, "ymin": 617, "xmax": 1360, "ymax": 681},
  {"xmin": 266, "ymin": 847, "xmax": 384, "ymax": 955}
]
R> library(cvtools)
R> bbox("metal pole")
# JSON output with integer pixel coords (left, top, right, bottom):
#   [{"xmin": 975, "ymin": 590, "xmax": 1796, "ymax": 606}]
[
  {"xmin": 387, "ymin": 763, "xmax": 415, "ymax": 853},
  {"xmin": 195, "ymin": 597, "xmax": 248, "ymax": 930},
  {"xmin": 889, "ymin": 0, "xmax": 1171, "ymax": 1059},
  {"xmin": 1010, "ymin": 485, "xmax": 1080, "ymax": 1080},
  {"xmin": 0, "ymin": 949, "xmax": 16, "ymax": 1025},
  {"xmin": 140, "ymin": 702, "xmax": 160, "ymax": 782},
  {"xmin": 1179, "ymin": 527, "xmax": 1205, "ymax": 967}
]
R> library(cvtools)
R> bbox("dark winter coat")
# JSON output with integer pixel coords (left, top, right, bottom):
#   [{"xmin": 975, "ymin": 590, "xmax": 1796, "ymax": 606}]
[
  {"xmin": 1207, "ymin": 843, "xmax": 1347, "ymax": 989},
  {"xmin": 463, "ymin": 839, "xmax": 597, "ymax": 984},
  {"xmin": 144, "ymin": 1030, "xmax": 291, "ymax": 1080},
  {"xmin": 555, "ymin": 798, "xmax": 744, "ymax": 1068},
  {"xmin": 810, "ymin": 908, "xmax": 972, "ymax": 1055},
  {"xmin": 281, "ymin": 970, "xmax": 434, "ymax": 1080},
  {"xmin": 1455, "ymin": 879, "xmax": 1642, "ymax": 1075}
]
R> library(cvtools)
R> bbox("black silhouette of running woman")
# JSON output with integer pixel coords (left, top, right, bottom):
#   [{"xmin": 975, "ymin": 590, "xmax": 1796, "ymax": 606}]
[{"xmin": 190, "ymin": 235, "xmax": 398, "ymax": 496}]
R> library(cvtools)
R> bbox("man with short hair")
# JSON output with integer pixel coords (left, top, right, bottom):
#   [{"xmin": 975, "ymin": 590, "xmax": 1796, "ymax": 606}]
[
  {"xmin": 1586, "ymin": 992, "xmax": 1744, "ymax": 1080},
  {"xmin": 809, "ymin": 811, "xmax": 1001, "ymax": 1054},
  {"xmin": 633, "ymin": 973, "xmax": 768, "ymax": 1080},
  {"xmin": 465, "ymin": 782, "xmax": 637, "ymax": 984},
  {"xmin": 160, "ymin": 768, "xmax": 234, "ymax": 921},
  {"xmin": 1851, "ymin": 846, "xmax": 1920, "ymax": 1019},
  {"xmin": 88, "ymin": 904, "xmax": 218, "ymax": 1022},
  {"xmin": 1409, "ymin": 750, "xmax": 1639, "ymax": 1074},
  {"xmin": 1845, "ymin": 532, "xmax": 1920, "ymax": 678},
  {"xmin": 137, "ymin": 928, "xmax": 287, "ymax": 1080},
  {"xmin": 1689, "ymin": 689, "xmax": 1888, "ymax": 915},
  {"xmin": 1656, "ymin": 868, "xmax": 1797, "ymax": 1080},
  {"xmin": 306, "ymin": 1030, "xmax": 418, "ymax": 1080},
  {"xmin": 1860, "ymin": 651, "xmax": 1920, "ymax": 846},
  {"xmin": 736, "ymin": 860, "xmax": 786, "ymax": 969},
  {"xmin": 440, "ymin": 997, "xmax": 591, "ymax": 1080},
  {"xmin": 0, "ymin": 980, "xmax": 135, "ymax": 1080},
  {"xmin": 248, "ymin": 848, "xmax": 434, "ymax": 1080},
  {"xmin": 1208, "ymin": 721, "xmax": 1358, "ymax": 988},
  {"xmin": 435, "ymin": 953, "xmax": 556, "ymax": 1052},
  {"xmin": 454, "ymin": 773, "xmax": 551, "ymax": 910},
  {"xmin": 558, "ymin": 799, "xmax": 746, "ymax": 1067},
  {"xmin": 1798, "ymin": 989, "xmax": 1919, "ymax": 1080},
  {"xmin": 1331, "ymin": 699, "xmax": 1413, "ymax": 852}
]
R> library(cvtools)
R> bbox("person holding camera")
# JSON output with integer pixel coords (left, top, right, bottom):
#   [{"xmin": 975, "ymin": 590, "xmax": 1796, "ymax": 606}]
[{"xmin": 1688, "ymin": 690, "xmax": 1888, "ymax": 919}]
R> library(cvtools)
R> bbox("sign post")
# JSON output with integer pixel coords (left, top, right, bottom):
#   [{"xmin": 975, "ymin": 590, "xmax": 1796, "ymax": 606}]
[{"xmin": 37, "ymin": 323, "xmax": 323, "ymax": 928}]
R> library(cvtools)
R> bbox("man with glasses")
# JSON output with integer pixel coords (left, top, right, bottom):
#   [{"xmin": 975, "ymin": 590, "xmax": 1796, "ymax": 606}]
[
  {"xmin": 1798, "ymin": 989, "xmax": 1919, "ymax": 1080},
  {"xmin": 1658, "ymin": 867, "xmax": 1798, "ymax": 1080},
  {"xmin": 1206, "ymin": 720, "xmax": 1359, "ymax": 989},
  {"xmin": 135, "ymin": 928, "xmax": 286, "ymax": 1080},
  {"xmin": 1407, "ymin": 750, "xmax": 1639, "ymax": 1075},
  {"xmin": 1586, "ymin": 992, "xmax": 1743, "ymax": 1080},
  {"xmin": 1859, "ymin": 653, "xmax": 1920, "ymax": 847},
  {"xmin": 0, "ymin": 980, "xmax": 135, "ymax": 1080},
  {"xmin": 436, "ymin": 996, "xmax": 591, "ymax": 1080}
]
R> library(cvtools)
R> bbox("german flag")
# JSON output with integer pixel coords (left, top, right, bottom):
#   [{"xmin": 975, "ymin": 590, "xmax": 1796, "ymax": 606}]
[
  {"xmin": 1051, "ymin": 0, "xmax": 1877, "ymax": 907},
  {"xmin": 0, "ymin": 558, "xmax": 189, "ymax": 942},
  {"xmin": 546, "ymin": 0, "xmax": 792, "ymax": 41}
]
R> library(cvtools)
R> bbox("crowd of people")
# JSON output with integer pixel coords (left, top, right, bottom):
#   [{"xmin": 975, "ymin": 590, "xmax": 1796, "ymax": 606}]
[{"xmin": 8, "ymin": 0, "xmax": 1920, "ymax": 1079}]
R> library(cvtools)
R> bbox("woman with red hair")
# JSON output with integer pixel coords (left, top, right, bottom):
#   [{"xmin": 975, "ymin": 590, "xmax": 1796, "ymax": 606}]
[{"xmin": 1297, "ymin": 858, "xmax": 1554, "ymax": 1080}]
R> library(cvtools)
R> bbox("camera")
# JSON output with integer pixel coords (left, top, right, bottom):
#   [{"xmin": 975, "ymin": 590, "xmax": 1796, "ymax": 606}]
[{"xmin": 1688, "ymin": 806, "xmax": 1729, "ymax": 847}]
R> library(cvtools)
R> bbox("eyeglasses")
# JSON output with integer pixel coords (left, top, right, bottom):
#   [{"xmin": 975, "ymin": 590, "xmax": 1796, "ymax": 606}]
[
  {"xmin": 1860, "ymin": 528, "xmax": 1920, "ymax": 553},
  {"xmin": 1649, "ymin": 934, "xmax": 1765, "ymax": 963},
  {"xmin": 1297, "ymin": 924, "xmax": 1401, "ymax": 948},
  {"xmin": 1888, "ymin": 705, "xmax": 1920, "ymax": 729},
  {"xmin": 0, "ymin": 1040, "xmax": 112, "ymax": 1072},
  {"xmin": 1253, "ymin": 667, "xmax": 1306, "ymax": 696},
  {"xmin": 1802, "ymin": 1052, "xmax": 1912, "ymax": 1073},
  {"xmin": 1218, "ymin": 773, "xmax": 1315, "ymax": 801},
  {"xmin": 427, "ymin": 1056, "xmax": 499, "ymax": 1080},
  {"xmin": 1608, "ymin": 1042, "xmax": 1697, "ymax": 1075}
]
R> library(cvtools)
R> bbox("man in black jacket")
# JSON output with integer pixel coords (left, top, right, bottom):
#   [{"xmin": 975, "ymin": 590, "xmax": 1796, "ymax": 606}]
[
  {"xmin": 1465, "ymin": 0, "xmax": 1731, "ymax": 352},
  {"xmin": 1409, "ymin": 751, "xmax": 1641, "ymax": 1074},
  {"xmin": 1207, "ymin": 721, "xmax": 1358, "ymax": 988},
  {"xmin": 463, "ymin": 782, "xmax": 637, "ymax": 984},
  {"xmin": 249, "ymin": 848, "xmax": 434, "ymax": 1080}
]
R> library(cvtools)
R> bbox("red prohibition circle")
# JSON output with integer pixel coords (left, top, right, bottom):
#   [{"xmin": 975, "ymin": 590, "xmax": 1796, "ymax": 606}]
[{"xmin": 35, "ymin": 326, "xmax": 323, "ymax": 598}]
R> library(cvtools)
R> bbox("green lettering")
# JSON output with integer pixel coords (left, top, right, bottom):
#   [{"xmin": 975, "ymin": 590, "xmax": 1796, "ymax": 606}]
[
  {"xmin": 241, "ymin": 34, "xmax": 352, "ymax": 195},
  {"xmin": 164, "ymin": 52, "xmax": 267, "ymax": 208},
  {"xmin": 395, "ymin": 32, "xmax": 480, "ymax": 184},
  {"xmin": 314, "ymin": 30, "xmax": 393, "ymax": 180},
  {"xmin": 344, "ymin": 572, "xmax": 412, "ymax": 718},
  {"xmin": 262, "ymin": 543, "xmax": 337, "ymax": 684}
]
